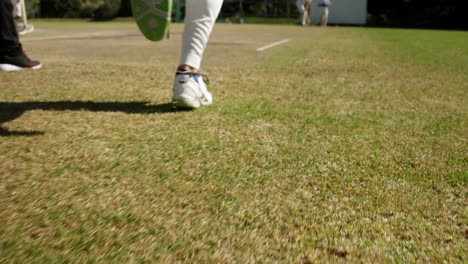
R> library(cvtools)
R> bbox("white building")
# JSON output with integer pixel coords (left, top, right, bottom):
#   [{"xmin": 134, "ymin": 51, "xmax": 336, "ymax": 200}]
[{"xmin": 310, "ymin": 0, "xmax": 367, "ymax": 25}]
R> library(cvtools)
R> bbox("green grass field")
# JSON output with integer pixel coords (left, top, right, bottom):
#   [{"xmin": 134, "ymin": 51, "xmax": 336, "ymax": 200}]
[{"xmin": 1, "ymin": 20, "xmax": 467, "ymax": 262}]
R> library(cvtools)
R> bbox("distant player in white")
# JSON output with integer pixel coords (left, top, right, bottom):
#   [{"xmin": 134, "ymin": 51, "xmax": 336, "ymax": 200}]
[
  {"xmin": 317, "ymin": 0, "xmax": 331, "ymax": 26},
  {"xmin": 296, "ymin": 0, "xmax": 312, "ymax": 26}
]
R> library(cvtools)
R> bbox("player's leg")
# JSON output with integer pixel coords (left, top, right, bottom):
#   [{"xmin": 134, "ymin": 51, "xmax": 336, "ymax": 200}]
[
  {"xmin": 12, "ymin": 0, "xmax": 20, "ymax": 21},
  {"xmin": 0, "ymin": 0, "xmax": 41, "ymax": 71},
  {"xmin": 12, "ymin": 0, "xmax": 34, "ymax": 35},
  {"xmin": 18, "ymin": 0, "xmax": 34, "ymax": 35},
  {"xmin": 178, "ymin": 0, "xmax": 223, "ymax": 72},
  {"xmin": 301, "ymin": 4, "xmax": 307, "ymax": 26},
  {"xmin": 172, "ymin": 0, "xmax": 223, "ymax": 109},
  {"xmin": 321, "ymin": 6, "xmax": 329, "ymax": 26},
  {"xmin": 13, "ymin": 0, "xmax": 24, "ymax": 33},
  {"xmin": 304, "ymin": 1, "xmax": 311, "ymax": 26},
  {"xmin": 297, "ymin": 2, "xmax": 305, "ymax": 26},
  {"xmin": 19, "ymin": 0, "xmax": 25, "ymax": 24},
  {"xmin": 1, "ymin": 0, "xmax": 20, "ymax": 53}
]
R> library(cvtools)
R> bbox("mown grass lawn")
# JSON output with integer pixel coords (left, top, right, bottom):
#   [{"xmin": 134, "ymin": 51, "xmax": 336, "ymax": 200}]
[{"xmin": 0, "ymin": 20, "xmax": 467, "ymax": 262}]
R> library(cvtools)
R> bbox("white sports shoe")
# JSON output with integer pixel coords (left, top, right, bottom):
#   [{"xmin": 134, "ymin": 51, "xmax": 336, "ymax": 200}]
[
  {"xmin": 17, "ymin": 24, "xmax": 34, "ymax": 36},
  {"xmin": 172, "ymin": 71, "xmax": 213, "ymax": 109}
]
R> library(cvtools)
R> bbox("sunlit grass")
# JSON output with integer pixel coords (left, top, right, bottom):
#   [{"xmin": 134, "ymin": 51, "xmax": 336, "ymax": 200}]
[{"xmin": 0, "ymin": 20, "xmax": 466, "ymax": 262}]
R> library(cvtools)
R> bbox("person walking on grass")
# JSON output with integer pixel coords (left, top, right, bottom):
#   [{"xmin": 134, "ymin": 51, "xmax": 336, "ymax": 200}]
[
  {"xmin": 0, "ymin": 0, "xmax": 41, "ymax": 71},
  {"xmin": 317, "ymin": 0, "xmax": 331, "ymax": 26},
  {"xmin": 131, "ymin": 0, "xmax": 223, "ymax": 109},
  {"xmin": 296, "ymin": 0, "xmax": 312, "ymax": 26}
]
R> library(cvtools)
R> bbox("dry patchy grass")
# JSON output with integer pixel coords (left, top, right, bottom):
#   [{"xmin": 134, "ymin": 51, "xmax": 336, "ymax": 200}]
[{"xmin": 0, "ymin": 21, "xmax": 467, "ymax": 262}]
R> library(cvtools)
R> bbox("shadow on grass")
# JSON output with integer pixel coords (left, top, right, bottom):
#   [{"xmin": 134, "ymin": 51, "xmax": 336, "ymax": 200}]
[
  {"xmin": 0, "ymin": 127, "xmax": 44, "ymax": 137},
  {"xmin": 0, "ymin": 101, "xmax": 184, "ymax": 137}
]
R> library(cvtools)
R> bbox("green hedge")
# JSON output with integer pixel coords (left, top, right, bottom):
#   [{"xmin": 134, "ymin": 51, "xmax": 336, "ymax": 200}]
[{"xmin": 25, "ymin": 0, "xmax": 41, "ymax": 18}]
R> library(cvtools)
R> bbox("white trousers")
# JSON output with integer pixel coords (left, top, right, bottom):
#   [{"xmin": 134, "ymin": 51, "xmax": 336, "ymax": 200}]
[
  {"xmin": 297, "ymin": 2, "xmax": 309, "ymax": 26},
  {"xmin": 12, "ymin": 0, "xmax": 21, "ymax": 19},
  {"xmin": 320, "ymin": 6, "xmax": 329, "ymax": 26},
  {"xmin": 179, "ymin": 0, "xmax": 223, "ymax": 69}
]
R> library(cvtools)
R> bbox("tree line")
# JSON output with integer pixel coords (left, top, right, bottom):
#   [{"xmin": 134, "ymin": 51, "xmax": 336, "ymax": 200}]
[
  {"xmin": 368, "ymin": 0, "xmax": 465, "ymax": 29},
  {"xmin": 25, "ymin": 0, "xmax": 466, "ymax": 29}
]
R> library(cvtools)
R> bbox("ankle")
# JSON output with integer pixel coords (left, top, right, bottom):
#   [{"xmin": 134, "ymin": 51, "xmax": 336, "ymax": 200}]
[{"xmin": 177, "ymin": 64, "xmax": 198, "ymax": 73}]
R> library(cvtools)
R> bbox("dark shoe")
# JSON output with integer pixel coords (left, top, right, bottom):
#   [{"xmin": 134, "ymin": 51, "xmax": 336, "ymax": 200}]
[{"xmin": 0, "ymin": 51, "xmax": 41, "ymax": 71}]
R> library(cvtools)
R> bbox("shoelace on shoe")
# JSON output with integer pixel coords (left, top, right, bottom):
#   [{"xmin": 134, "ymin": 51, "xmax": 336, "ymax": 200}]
[
  {"xmin": 175, "ymin": 71, "xmax": 212, "ymax": 105},
  {"xmin": 176, "ymin": 71, "xmax": 210, "ymax": 84},
  {"xmin": 201, "ymin": 73, "xmax": 210, "ymax": 85}
]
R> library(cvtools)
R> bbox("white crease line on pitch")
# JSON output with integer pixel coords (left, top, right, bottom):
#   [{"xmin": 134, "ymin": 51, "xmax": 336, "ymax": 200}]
[
  {"xmin": 256, "ymin": 38, "xmax": 291, "ymax": 52},
  {"xmin": 23, "ymin": 32, "xmax": 105, "ymax": 41},
  {"xmin": 23, "ymin": 31, "xmax": 186, "ymax": 41}
]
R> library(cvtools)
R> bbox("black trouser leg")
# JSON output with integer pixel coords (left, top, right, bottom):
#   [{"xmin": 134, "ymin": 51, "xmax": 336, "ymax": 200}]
[{"xmin": 0, "ymin": 0, "xmax": 21, "ymax": 55}]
